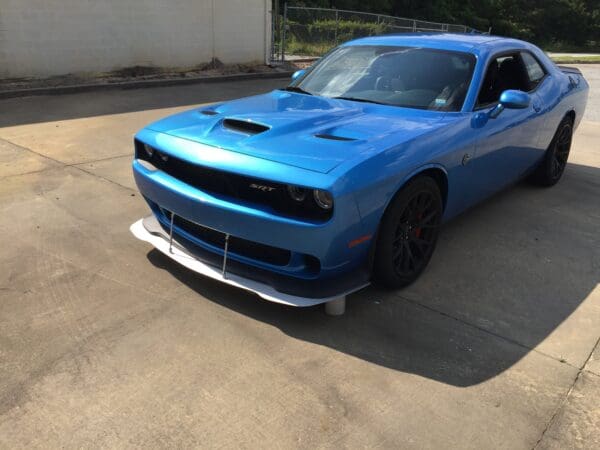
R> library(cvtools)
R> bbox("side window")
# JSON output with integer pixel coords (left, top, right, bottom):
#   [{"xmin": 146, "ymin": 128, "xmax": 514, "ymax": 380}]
[
  {"xmin": 476, "ymin": 53, "xmax": 531, "ymax": 107},
  {"xmin": 520, "ymin": 52, "xmax": 546, "ymax": 90}
]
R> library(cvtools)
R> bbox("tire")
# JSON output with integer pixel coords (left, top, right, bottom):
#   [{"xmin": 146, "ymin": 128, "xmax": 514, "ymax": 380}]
[
  {"xmin": 530, "ymin": 117, "xmax": 573, "ymax": 187},
  {"xmin": 373, "ymin": 176, "xmax": 443, "ymax": 288}
]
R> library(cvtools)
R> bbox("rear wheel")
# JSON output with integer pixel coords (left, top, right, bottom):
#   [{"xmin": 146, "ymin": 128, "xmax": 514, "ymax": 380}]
[
  {"xmin": 373, "ymin": 176, "xmax": 443, "ymax": 288},
  {"xmin": 531, "ymin": 117, "xmax": 573, "ymax": 186}
]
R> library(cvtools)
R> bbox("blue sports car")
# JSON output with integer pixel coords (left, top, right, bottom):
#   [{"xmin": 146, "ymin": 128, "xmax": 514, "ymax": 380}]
[{"xmin": 131, "ymin": 33, "xmax": 588, "ymax": 311}]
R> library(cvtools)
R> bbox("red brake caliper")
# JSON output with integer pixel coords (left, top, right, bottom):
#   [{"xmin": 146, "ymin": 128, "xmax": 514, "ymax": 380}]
[{"xmin": 414, "ymin": 213, "xmax": 422, "ymax": 238}]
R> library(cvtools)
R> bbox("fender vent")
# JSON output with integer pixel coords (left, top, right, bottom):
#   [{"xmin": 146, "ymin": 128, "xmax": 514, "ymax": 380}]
[
  {"xmin": 315, "ymin": 133, "xmax": 357, "ymax": 142},
  {"xmin": 201, "ymin": 110, "xmax": 219, "ymax": 116},
  {"xmin": 222, "ymin": 118, "xmax": 269, "ymax": 135}
]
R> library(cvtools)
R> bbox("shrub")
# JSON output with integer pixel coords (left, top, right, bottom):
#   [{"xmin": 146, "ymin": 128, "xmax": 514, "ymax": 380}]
[{"xmin": 285, "ymin": 19, "xmax": 394, "ymax": 55}]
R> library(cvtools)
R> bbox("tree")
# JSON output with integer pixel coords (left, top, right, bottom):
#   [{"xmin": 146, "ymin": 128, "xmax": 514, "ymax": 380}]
[{"xmin": 277, "ymin": 0, "xmax": 599, "ymax": 48}]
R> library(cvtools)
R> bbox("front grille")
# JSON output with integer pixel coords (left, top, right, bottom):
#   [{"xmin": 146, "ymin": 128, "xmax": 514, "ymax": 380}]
[
  {"xmin": 168, "ymin": 213, "xmax": 292, "ymax": 266},
  {"xmin": 135, "ymin": 140, "xmax": 332, "ymax": 222}
]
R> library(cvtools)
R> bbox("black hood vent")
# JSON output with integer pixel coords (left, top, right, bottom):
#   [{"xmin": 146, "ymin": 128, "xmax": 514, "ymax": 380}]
[
  {"xmin": 315, "ymin": 133, "xmax": 357, "ymax": 142},
  {"xmin": 222, "ymin": 118, "xmax": 269, "ymax": 135},
  {"xmin": 201, "ymin": 109, "xmax": 219, "ymax": 116}
]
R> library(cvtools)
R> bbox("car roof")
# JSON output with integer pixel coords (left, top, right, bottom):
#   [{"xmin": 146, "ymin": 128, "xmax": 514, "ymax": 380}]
[{"xmin": 343, "ymin": 33, "xmax": 530, "ymax": 54}]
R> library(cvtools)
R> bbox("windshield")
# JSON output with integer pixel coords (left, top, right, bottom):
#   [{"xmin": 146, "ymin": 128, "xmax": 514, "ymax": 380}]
[{"xmin": 292, "ymin": 45, "xmax": 476, "ymax": 111}]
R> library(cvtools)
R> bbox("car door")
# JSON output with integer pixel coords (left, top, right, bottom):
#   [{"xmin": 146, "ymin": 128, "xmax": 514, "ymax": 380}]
[
  {"xmin": 519, "ymin": 51, "xmax": 551, "ymax": 155},
  {"xmin": 467, "ymin": 52, "xmax": 546, "ymax": 201}
]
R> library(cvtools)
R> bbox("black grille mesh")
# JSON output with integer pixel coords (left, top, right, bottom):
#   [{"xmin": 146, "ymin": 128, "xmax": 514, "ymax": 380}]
[
  {"xmin": 135, "ymin": 141, "xmax": 332, "ymax": 222},
  {"xmin": 161, "ymin": 210, "xmax": 291, "ymax": 266}
]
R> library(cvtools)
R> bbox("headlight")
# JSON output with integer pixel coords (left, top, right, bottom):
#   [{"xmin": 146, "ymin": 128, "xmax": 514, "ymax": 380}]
[
  {"xmin": 313, "ymin": 189, "xmax": 333, "ymax": 209},
  {"xmin": 287, "ymin": 185, "xmax": 307, "ymax": 202},
  {"xmin": 143, "ymin": 143, "xmax": 154, "ymax": 157}
]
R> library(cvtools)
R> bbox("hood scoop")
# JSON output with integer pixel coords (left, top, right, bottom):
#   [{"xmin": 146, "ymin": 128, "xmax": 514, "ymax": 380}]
[
  {"xmin": 315, "ymin": 133, "xmax": 357, "ymax": 142},
  {"xmin": 200, "ymin": 109, "xmax": 219, "ymax": 116},
  {"xmin": 222, "ymin": 118, "xmax": 270, "ymax": 135}
]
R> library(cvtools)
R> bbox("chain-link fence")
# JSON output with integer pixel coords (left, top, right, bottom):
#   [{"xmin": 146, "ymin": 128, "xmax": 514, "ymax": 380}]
[{"xmin": 271, "ymin": 5, "xmax": 489, "ymax": 62}]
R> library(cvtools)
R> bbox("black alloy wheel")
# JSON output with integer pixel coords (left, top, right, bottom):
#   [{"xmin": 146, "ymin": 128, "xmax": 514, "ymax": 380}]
[
  {"xmin": 550, "ymin": 121, "xmax": 573, "ymax": 179},
  {"xmin": 374, "ymin": 176, "xmax": 443, "ymax": 288},
  {"xmin": 531, "ymin": 117, "xmax": 573, "ymax": 186}
]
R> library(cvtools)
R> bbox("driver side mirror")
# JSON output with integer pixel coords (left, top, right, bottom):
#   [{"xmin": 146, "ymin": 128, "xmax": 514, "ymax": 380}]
[
  {"xmin": 489, "ymin": 89, "xmax": 531, "ymax": 118},
  {"xmin": 291, "ymin": 69, "xmax": 306, "ymax": 82}
]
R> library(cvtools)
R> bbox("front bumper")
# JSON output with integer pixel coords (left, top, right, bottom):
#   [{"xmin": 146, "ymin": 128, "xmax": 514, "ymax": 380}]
[
  {"xmin": 132, "ymin": 157, "xmax": 367, "ymax": 271},
  {"xmin": 131, "ymin": 216, "xmax": 369, "ymax": 306},
  {"xmin": 131, "ymin": 130, "xmax": 375, "ymax": 303}
]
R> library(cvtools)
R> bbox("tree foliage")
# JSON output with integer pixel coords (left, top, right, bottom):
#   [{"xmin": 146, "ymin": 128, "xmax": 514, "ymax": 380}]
[{"xmin": 280, "ymin": 0, "xmax": 599, "ymax": 49}]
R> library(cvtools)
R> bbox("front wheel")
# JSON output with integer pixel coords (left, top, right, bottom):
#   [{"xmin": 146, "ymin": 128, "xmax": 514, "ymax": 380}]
[
  {"xmin": 373, "ymin": 176, "xmax": 443, "ymax": 288},
  {"xmin": 530, "ymin": 117, "xmax": 573, "ymax": 186}
]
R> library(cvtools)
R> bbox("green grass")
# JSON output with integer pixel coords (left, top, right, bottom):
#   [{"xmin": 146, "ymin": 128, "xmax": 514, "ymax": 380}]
[
  {"xmin": 286, "ymin": 40, "xmax": 332, "ymax": 57},
  {"xmin": 284, "ymin": 19, "xmax": 391, "ymax": 57},
  {"xmin": 550, "ymin": 55, "xmax": 600, "ymax": 64}
]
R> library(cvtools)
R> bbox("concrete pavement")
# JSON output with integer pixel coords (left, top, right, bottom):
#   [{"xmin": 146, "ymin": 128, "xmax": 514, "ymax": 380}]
[
  {"xmin": 574, "ymin": 65, "xmax": 600, "ymax": 121},
  {"xmin": 0, "ymin": 73, "xmax": 599, "ymax": 448}
]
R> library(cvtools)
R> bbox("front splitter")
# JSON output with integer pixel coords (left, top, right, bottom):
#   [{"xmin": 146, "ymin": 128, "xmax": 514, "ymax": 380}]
[{"xmin": 130, "ymin": 217, "xmax": 368, "ymax": 307}]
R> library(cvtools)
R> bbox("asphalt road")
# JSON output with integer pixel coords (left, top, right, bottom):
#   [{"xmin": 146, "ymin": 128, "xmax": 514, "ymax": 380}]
[{"xmin": 0, "ymin": 67, "xmax": 599, "ymax": 448}]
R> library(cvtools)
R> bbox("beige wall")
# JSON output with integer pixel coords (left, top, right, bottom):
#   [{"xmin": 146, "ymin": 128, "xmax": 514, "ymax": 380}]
[{"xmin": 0, "ymin": 0, "xmax": 271, "ymax": 78}]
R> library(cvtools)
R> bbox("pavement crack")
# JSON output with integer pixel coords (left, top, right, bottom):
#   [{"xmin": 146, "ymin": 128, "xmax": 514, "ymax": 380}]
[
  {"xmin": 532, "ymin": 370, "xmax": 581, "ymax": 449},
  {"xmin": 582, "ymin": 335, "xmax": 600, "ymax": 377},
  {"xmin": 0, "ymin": 166, "xmax": 61, "ymax": 180},
  {"xmin": 394, "ymin": 293, "xmax": 598, "ymax": 449},
  {"xmin": 531, "ymin": 335, "xmax": 600, "ymax": 448},
  {"xmin": 71, "ymin": 164, "xmax": 135, "ymax": 192},
  {"xmin": 70, "ymin": 153, "xmax": 131, "ymax": 166},
  {"xmin": 0, "ymin": 136, "xmax": 64, "ymax": 166},
  {"xmin": 0, "ymin": 135, "xmax": 134, "ymax": 191}
]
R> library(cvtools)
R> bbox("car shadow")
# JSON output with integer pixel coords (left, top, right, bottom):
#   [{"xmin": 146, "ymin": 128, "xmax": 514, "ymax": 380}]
[{"xmin": 144, "ymin": 161, "xmax": 600, "ymax": 387}]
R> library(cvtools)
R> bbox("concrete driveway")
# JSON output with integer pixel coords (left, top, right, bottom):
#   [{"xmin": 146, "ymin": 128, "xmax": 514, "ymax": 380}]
[{"xmin": 1, "ymin": 68, "xmax": 599, "ymax": 448}]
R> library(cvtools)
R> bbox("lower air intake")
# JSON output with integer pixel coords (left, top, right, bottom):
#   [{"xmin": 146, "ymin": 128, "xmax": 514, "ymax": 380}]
[{"xmin": 169, "ymin": 213, "xmax": 291, "ymax": 267}]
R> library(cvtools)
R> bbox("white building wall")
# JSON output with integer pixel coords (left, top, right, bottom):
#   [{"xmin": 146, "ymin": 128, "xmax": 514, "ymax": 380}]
[{"xmin": 0, "ymin": 0, "xmax": 271, "ymax": 78}]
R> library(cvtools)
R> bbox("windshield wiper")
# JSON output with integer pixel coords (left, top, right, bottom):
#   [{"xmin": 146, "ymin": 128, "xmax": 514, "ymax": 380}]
[
  {"xmin": 333, "ymin": 96, "xmax": 389, "ymax": 105},
  {"xmin": 281, "ymin": 86, "xmax": 313, "ymax": 95}
]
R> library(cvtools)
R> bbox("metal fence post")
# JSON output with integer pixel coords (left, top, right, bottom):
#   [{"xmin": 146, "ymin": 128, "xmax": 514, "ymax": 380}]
[
  {"xmin": 334, "ymin": 9, "xmax": 339, "ymax": 44},
  {"xmin": 270, "ymin": 0, "xmax": 276, "ymax": 62},
  {"xmin": 413, "ymin": 20, "xmax": 417, "ymax": 32},
  {"xmin": 280, "ymin": 3, "xmax": 288, "ymax": 62}
]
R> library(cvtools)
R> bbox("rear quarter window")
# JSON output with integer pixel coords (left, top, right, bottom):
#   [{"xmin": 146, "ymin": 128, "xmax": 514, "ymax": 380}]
[{"xmin": 520, "ymin": 52, "xmax": 546, "ymax": 89}]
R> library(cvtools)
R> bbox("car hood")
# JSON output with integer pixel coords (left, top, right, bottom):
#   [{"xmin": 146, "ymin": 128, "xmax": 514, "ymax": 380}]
[{"xmin": 147, "ymin": 90, "xmax": 448, "ymax": 173}]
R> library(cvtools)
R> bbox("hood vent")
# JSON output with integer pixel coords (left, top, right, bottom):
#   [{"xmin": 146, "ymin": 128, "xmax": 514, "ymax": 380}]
[
  {"xmin": 201, "ymin": 109, "xmax": 219, "ymax": 116},
  {"xmin": 315, "ymin": 133, "xmax": 357, "ymax": 142},
  {"xmin": 222, "ymin": 118, "xmax": 270, "ymax": 135}
]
